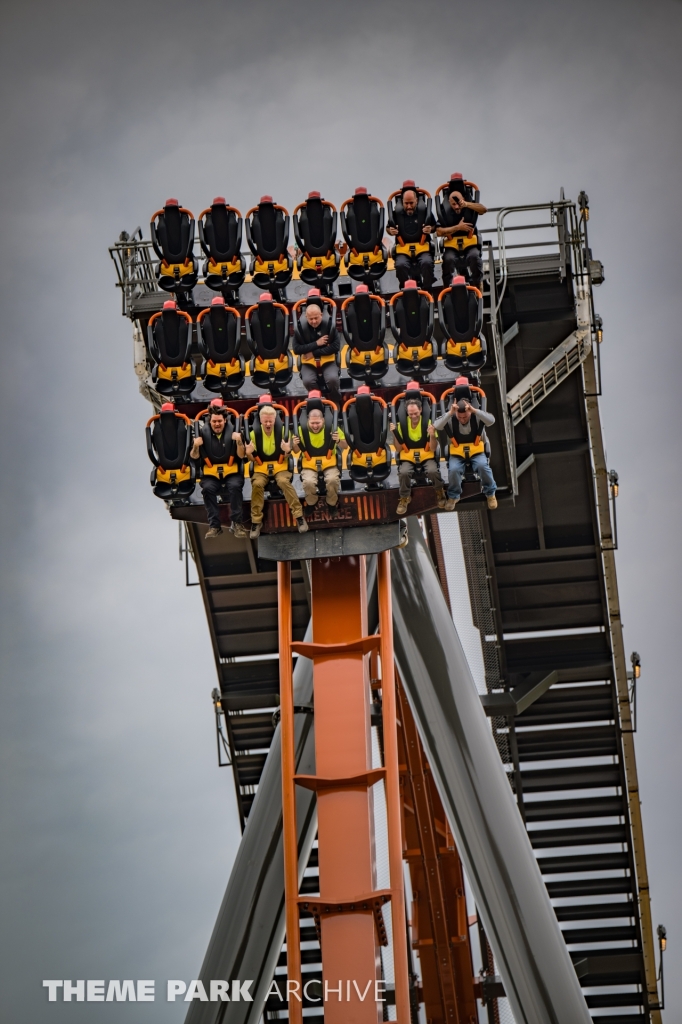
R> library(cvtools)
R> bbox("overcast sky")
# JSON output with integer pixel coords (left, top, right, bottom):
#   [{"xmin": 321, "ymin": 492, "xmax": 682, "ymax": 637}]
[{"xmin": 1, "ymin": 1, "xmax": 681, "ymax": 1021}]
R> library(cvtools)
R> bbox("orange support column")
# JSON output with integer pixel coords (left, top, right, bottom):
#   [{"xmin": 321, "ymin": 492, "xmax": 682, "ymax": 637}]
[
  {"xmin": 301, "ymin": 555, "xmax": 381, "ymax": 1024},
  {"xmin": 280, "ymin": 552, "xmax": 411, "ymax": 1024}
]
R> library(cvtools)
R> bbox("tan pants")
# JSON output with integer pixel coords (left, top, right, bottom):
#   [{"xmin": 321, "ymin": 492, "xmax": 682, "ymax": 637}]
[
  {"xmin": 249, "ymin": 471, "xmax": 303, "ymax": 523},
  {"xmin": 300, "ymin": 467, "xmax": 341, "ymax": 506}
]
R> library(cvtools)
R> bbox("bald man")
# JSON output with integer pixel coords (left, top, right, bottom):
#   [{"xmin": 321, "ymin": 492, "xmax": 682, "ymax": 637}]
[{"xmin": 387, "ymin": 183, "xmax": 436, "ymax": 290}]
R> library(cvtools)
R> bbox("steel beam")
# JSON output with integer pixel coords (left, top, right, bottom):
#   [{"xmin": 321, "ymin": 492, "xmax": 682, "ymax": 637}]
[{"xmin": 391, "ymin": 521, "xmax": 592, "ymax": 1024}]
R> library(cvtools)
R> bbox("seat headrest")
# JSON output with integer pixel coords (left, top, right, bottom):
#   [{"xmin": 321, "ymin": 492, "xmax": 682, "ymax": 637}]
[
  {"xmin": 260, "ymin": 195, "xmax": 273, "ymax": 204},
  {"xmin": 451, "ymin": 173, "xmax": 463, "ymax": 183},
  {"xmin": 165, "ymin": 198, "xmax": 179, "ymax": 207},
  {"xmin": 452, "ymin": 276, "xmax": 467, "ymax": 287},
  {"xmin": 306, "ymin": 287, "xmax": 323, "ymax": 310},
  {"xmin": 308, "ymin": 191, "xmax": 321, "ymax": 200},
  {"xmin": 212, "ymin": 196, "xmax": 226, "ymax": 205},
  {"xmin": 211, "ymin": 296, "xmax": 225, "ymax": 306},
  {"xmin": 354, "ymin": 187, "xmax": 368, "ymax": 196},
  {"xmin": 307, "ymin": 288, "xmax": 321, "ymax": 297},
  {"xmin": 357, "ymin": 385, "xmax": 371, "ymax": 395},
  {"xmin": 160, "ymin": 402, "xmax": 175, "ymax": 412},
  {"xmin": 209, "ymin": 398, "xmax": 225, "ymax": 409},
  {"xmin": 406, "ymin": 381, "xmax": 421, "ymax": 392},
  {"xmin": 404, "ymin": 280, "xmax": 418, "ymax": 290},
  {"xmin": 456, "ymin": 376, "xmax": 469, "ymax": 386},
  {"xmin": 356, "ymin": 284, "xmax": 369, "ymax": 294},
  {"xmin": 306, "ymin": 391, "xmax": 325, "ymax": 414},
  {"xmin": 402, "ymin": 179, "xmax": 416, "ymax": 189},
  {"xmin": 259, "ymin": 292, "xmax": 273, "ymax": 302},
  {"xmin": 259, "ymin": 393, "xmax": 273, "ymax": 404},
  {"xmin": 308, "ymin": 390, "xmax": 322, "ymax": 399},
  {"xmin": 163, "ymin": 300, "xmax": 177, "ymax": 309}
]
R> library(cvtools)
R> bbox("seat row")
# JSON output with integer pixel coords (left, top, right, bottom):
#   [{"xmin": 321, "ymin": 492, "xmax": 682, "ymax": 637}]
[
  {"xmin": 149, "ymin": 278, "xmax": 486, "ymax": 399},
  {"xmin": 146, "ymin": 379, "xmax": 489, "ymax": 505},
  {"xmin": 150, "ymin": 174, "xmax": 484, "ymax": 299}
]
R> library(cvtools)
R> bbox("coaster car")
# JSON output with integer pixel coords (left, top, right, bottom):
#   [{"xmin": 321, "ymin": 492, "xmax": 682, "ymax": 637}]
[
  {"xmin": 293, "ymin": 192, "xmax": 340, "ymax": 292},
  {"xmin": 340, "ymin": 188, "xmax": 388, "ymax": 287},
  {"xmin": 438, "ymin": 276, "xmax": 486, "ymax": 376},
  {"xmin": 292, "ymin": 290, "xmax": 340, "ymax": 377},
  {"xmin": 245, "ymin": 196, "xmax": 293, "ymax": 295},
  {"xmin": 341, "ymin": 285, "xmax": 389, "ymax": 385},
  {"xmin": 147, "ymin": 299, "xmax": 196, "ymax": 397},
  {"xmin": 196, "ymin": 296, "xmax": 245, "ymax": 397},
  {"xmin": 146, "ymin": 403, "xmax": 196, "ymax": 503},
  {"xmin": 342, "ymin": 387, "xmax": 391, "ymax": 487},
  {"xmin": 150, "ymin": 198, "xmax": 198, "ymax": 295},
  {"xmin": 390, "ymin": 280, "xmax": 437, "ymax": 380},
  {"xmin": 245, "ymin": 293, "xmax": 293, "ymax": 393},
  {"xmin": 198, "ymin": 197, "xmax": 246, "ymax": 300}
]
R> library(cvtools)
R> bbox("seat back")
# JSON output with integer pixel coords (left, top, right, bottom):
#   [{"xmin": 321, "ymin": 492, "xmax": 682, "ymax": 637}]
[
  {"xmin": 246, "ymin": 197, "xmax": 289, "ymax": 261},
  {"xmin": 293, "ymin": 193, "xmax": 337, "ymax": 257},
  {"xmin": 341, "ymin": 189, "xmax": 385, "ymax": 252},
  {"xmin": 440, "ymin": 378, "xmax": 487, "ymax": 416},
  {"xmin": 341, "ymin": 289, "xmax": 385, "ymax": 350},
  {"xmin": 148, "ymin": 302, "xmax": 193, "ymax": 367},
  {"xmin": 147, "ymin": 406, "xmax": 192, "ymax": 469},
  {"xmin": 387, "ymin": 182, "xmax": 432, "ymax": 239},
  {"xmin": 197, "ymin": 298, "xmax": 241, "ymax": 362},
  {"xmin": 435, "ymin": 174, "xmax": 480, "ymax": 226},
  {"xmin": 439, "ymin": 278, "xmax": 482, "ymax": 343},
  {"xmin": 343, "ymin": 391, "xmax": 388, "ymax": 453},
  {"xmin": 390, "ymin": 284, "xmax": 433, "ymax": 346},
  {"xmin": 199, "ymin": 198, "xmax": 242, "ymax": 261},
  {"xmin": 245, "ymin": 295, "xmax": 290, "ymax": 360},
  {"xmin": 151, "ymin": 199, "xmax": 195, "ymax": 263},
  {"xmin": 292, "ymin": 292, "xmax": 336, "ymax": 342}
]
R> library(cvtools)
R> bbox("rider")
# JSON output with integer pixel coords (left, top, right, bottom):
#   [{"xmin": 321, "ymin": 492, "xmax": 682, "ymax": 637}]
[
  {"xmin": 245, "ymin": 404, "xmax": 308, "ymax": 538},
  {"xmin": 293, "ymin": 292, "xmax": 342, "ymax": 408},
  {"xmin": 190, "ymin": 402, "xmax": 247, "ymax": 539},
  {"xmin": 391, "ymin": 395, "xmax": 445, "ymax": 516},
  {"xmin": 293, "ymin": 403, "xmax": 348, "ymax": 513},
  {"xmin": 434, "ymin": 398, "xmax": 497, "ymax": 510},
  {"xmin": 436, "ymin": 176, "xmax": 487, "ymax": 289},
  {"xmin": 387, "ymin": 182, "xmax": 436, "ymax": 291}
]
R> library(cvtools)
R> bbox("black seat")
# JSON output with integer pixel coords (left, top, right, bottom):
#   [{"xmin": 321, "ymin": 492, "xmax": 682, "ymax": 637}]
[
  {"xmin": 196, "ymin": 297, "xmax": 244, "ymax": 397},
  {"xmin": 147, "ymin": 299, "xmax": 196, "ymax": 397},
  {"xmin": 292, "ymin": 290, "xmax": 340, "ymax": 377},
  {"xmin": 244, "ymin": 394, "xmax": 293, "ymax": 496},
  {"xmin": 293, "ymin": 391, "xmax": 341, "ymax": 494},
  {"xmin": 342, "ymin": 387, "xmax": 391, "ymax": 486},
  {"xmin": 438, "ymin": 377, "xmax": 490, "ymax": 484},
  {"xmin": 245, "ymin": 195, "xmax": 293, "ymax": 297},
  {"xmin": 150, "ymin": 198, "xmax": 198, "ymax": 295},
  {"xmin": 438, "ymin": 276, "xmax": 486, "ymax": 377},
  {"xmin": 340, "ymin": 188, "xmax": 388, "ymax": 287},
  {"xmin": 293, "ymin": 192, "xmax": 340, "ymax": 292},
  {"xmin": 386, "ymin": 181, "xmax": 435, "ymax": 288},
  {"xmin": 245, "ymin": 292, "xmax": 293, "ymax": 393},
  {"xmin": 390, "ymin": 381, "xmax": 443, "ymax": 492},
  {"xmin": 390, "ymin": 280, "xmax": 437, "ymax": 380},
  {"xmin": 340, "ymin": 285, "xmax": 388, "ymax": 385},
  {"xmin": 198, "ymin": 197, "xmax": 246, "ymax": 300},
  {"xmin": 146, "ymin": 403, "xmax": 196, "ymax": 503},
  {"xmin": 435, "ymin": 174, "xmax": 482, "ymax": 284}
]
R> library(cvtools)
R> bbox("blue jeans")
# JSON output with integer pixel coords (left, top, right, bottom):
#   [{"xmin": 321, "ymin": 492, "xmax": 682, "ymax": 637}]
[{"xmin": 447, "ymin": 453, "xmax": 496, "ymax": 499}]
